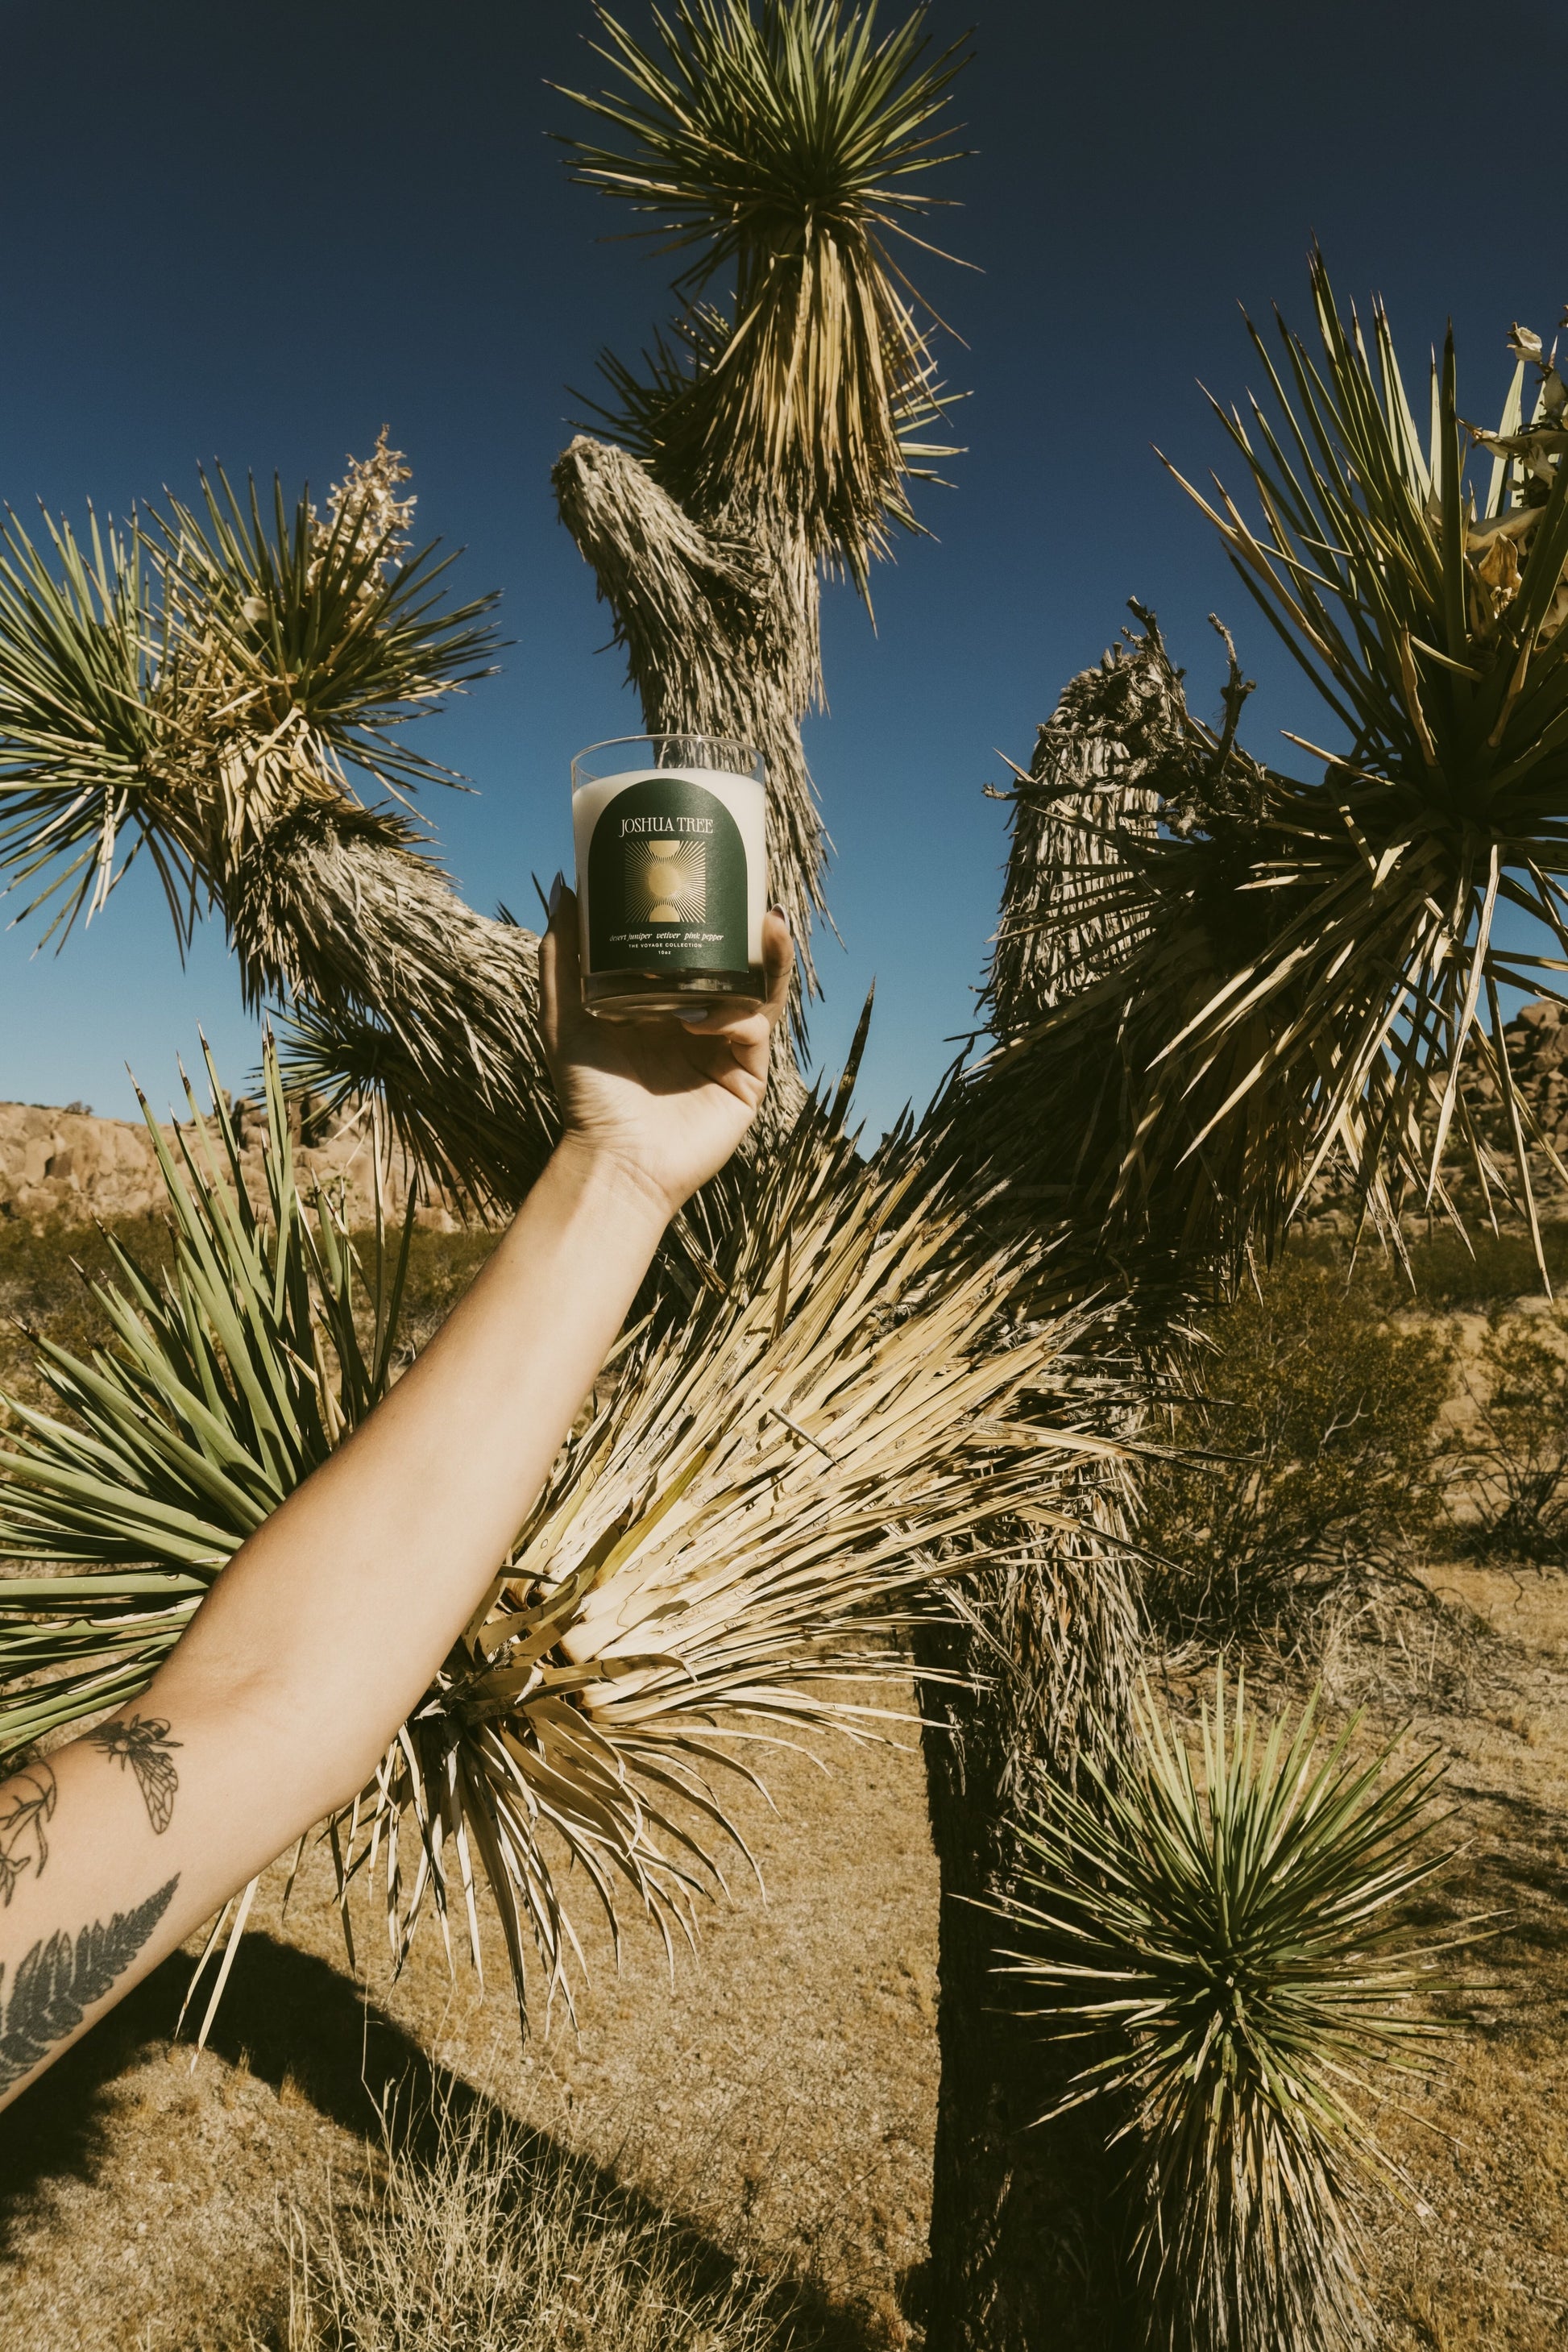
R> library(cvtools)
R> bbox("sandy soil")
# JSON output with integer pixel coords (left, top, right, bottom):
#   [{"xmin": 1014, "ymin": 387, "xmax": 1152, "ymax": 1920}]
[
  {"xmin": 0, "ymin": 1570, "xmax": 1564, "ymax": 2350},
  {"xmin": 0, "ymin": 1721, "xmax": 940, "ymax": 2351},
  {"xmin": 1370, "ymin": 1566, "xmax": 1568, "ymax": 2349}
]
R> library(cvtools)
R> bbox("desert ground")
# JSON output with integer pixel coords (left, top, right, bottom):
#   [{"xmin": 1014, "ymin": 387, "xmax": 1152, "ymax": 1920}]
[
  {"xmin": 0, "ymin": 1210, "xmax": 1566, "ymax": 2348},
  {"xmin": 0, "ymin": 1561, "xmax": 1562, "ymax": 2350}
]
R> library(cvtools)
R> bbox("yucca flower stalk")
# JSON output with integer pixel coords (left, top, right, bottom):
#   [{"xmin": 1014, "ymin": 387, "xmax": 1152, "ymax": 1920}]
[
  {"xmin": 0, "ymin": 1040, "xmax": 1110, "ymax": 2031},
  {"xmin": 998, "ymin": 1672, "xmax": 1459, "ymax": 2352},
  {"xmin": 973, "ymin": 260, "xmax": 1568, "ymax": 1289}
]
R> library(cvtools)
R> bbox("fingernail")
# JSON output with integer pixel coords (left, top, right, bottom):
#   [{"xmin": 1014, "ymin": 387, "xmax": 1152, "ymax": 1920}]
[
  {"xmin": 548, "ymin": 870, "xmax": 566, "ymax": 920},
  {"xmin": 769, "ymin": 903, "xmax": 790, "ymax": 931}
]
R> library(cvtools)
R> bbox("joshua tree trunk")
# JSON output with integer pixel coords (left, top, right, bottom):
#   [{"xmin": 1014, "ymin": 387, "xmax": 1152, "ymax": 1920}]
[
  {"xmin": 914, "ymin": 1531, "xmax": 1139, "ymax": 2352},
  {"xmin": 227, "ymin": 801, "xmax": 559, "ymax": 1204},
  {"xmin": 910, "ymin": 627, "xmax": 1201, "ymax": 2349}
]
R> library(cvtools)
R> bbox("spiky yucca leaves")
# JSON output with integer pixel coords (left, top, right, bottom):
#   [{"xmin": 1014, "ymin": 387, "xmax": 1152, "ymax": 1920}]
[
  {"xmin": 1155, "ymin": 262, "xmax": 1568, "ymax": 1259},
  {"xmin": 558, "ymin": 0, "xmax": 965, "ymax": 583},
  {"xmin": 0, "ymin": 509, "xmax": 165, "ymax": 944},
  {"xmin": 0, "ymin": 448, "xmax": 570, "ymax": 1209},
  {"xmin": 0, "ymin": 1044, "xmax": 1110, "ymax": 2028},
  {"xmin": 0, "ymin": 453, "xmax": 496, "ymax": 949},
  {"xmin": 999, "ymin": 1674, "xmax": 1456, "ymax": 2352},
  {"xmin": 974, "ymin": 268, "xmax": 1568, "ymax": 1291},
  {"xmin": 0, "ymin": 1044, "xmax": 410, "ymax": 1751},
  {"xmin": 553, "ymin": 0, "xmax": 969, "ymax": 1007},
  {"xmin": 366, "ymin": 1110, "xmax": 1107, "ymax": 2018}
]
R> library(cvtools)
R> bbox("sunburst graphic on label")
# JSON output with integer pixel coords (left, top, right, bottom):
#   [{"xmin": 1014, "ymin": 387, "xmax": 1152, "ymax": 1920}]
[{"xmin": 629, "ymin": 836, "xmax": 706, "ymax": 923}]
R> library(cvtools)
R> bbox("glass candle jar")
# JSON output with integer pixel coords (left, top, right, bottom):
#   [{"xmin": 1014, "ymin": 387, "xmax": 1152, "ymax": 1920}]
[{"xmin": 570, "ymin": 733, "xmax": 768, "ymax": 1022}]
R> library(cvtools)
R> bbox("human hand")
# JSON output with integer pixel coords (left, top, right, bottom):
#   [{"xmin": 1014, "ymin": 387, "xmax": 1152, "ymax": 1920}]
[{"xmin": 538, "ymin": 879, "xmax": 794, "ymax": 1219}]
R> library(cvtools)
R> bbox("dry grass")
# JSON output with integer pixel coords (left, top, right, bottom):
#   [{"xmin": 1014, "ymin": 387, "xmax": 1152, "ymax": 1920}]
[
  {"xmin": 3, "ymin": 1221, "xmax": 1567, "ymax": 2349},
  {"xmin": 1366, "ymin": 1563, "xmax": 1568, "ymax": 2348},
  {"xmin": 264, "ymin": 2093, "xmax": 792, "ymax": 2351},
  {"xmin": 0, "ymin": 1711, "xmax": 940, "ymax": 2352},
  {"xmin": 3, "ymin": 1583, "xmax": 1566, "ymax": 2350}
]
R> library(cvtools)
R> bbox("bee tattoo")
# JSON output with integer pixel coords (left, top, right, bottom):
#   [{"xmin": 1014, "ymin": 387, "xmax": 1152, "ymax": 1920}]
[
  {"xmin": 85, "ymin": 1715, "xmax": 181, "ymax": 1836},
  {"xmin": 0, "ymin": 1758, "xmax": 58, "ymax": 1905}
]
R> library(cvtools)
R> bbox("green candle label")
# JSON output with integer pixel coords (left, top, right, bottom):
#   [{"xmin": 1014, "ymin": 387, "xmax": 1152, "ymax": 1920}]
[{"xmin": 587, "ymin": 775, "xmax": 751, "ymax": 973}]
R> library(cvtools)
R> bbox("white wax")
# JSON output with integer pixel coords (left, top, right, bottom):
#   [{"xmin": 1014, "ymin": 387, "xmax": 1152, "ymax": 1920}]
[{"xmin": 572, "ymin": 765, "xmax": 767, "ymax": 969}]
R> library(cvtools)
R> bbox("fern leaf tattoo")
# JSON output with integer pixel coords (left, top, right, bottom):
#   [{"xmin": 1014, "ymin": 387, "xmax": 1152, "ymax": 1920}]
[
  {"xmin": 0, "ymin": 1877, "xmax": 178, "ymax": 2096},
  {"xmin": 85, "ymin": 1715, "xmax": 181, "ymax": 1835}
]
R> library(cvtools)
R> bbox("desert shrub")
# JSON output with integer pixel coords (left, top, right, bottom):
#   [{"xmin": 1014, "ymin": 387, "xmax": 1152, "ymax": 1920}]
[
  {"xmin": 0, "ymin": 1213, "xmax": 176, "ymax": 1411},
  {"xmin": 999, "ymin": 1673, "xmax": 1454, "ymax": 2352},
  {"xmin": 1139, "ymin": 1256, "xmax": 1453, "ymax": 1645},
  {"xmin": 263, "ymin": 2097, "xmax": 794, "ymax": 2352},
  {"xmin": 1397, "ymin": 1221, "xmax": 1568, "ymax": 1311},
  {"xmin": 1452, "ymin": 1312, "xmax": 1568, "ymax": 1563},
  {"xmin": 384, "ymin": 1225, "xmax": 499, "ymax": 1357},
  {"xmin": 0, "ymin": 1213, "xmax": 493, "ymax": 1414}
]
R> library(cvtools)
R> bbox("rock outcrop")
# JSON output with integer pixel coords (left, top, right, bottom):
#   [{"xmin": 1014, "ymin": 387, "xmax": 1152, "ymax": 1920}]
[
  {"xmin": 1478, "ymin": 999, "xmax": 1568, "ymax": 1155},
  {"xmin": 0, "ymin": 1096, "xmax": 459, "ymax": 1230}
]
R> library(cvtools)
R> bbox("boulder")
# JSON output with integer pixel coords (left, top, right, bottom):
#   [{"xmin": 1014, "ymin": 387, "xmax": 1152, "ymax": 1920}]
[{"xmin": 0, "ymin": 1099, "xmax": 462, "ymax": 1231}]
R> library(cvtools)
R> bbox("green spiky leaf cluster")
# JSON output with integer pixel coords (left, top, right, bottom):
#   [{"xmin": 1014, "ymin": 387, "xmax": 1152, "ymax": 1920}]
[
  {"xmin": 978, "ymin": 263, "xmax": 1568, "ymax": 1288},
  {"xmin": 0, "ymin": 1045, "xmax": 412, "ymax": 1750},
  {"xmin": 0, "ymin": 445, "xmax": 496, "ymax": 950},
  {"xmin": 998, "ymin": 1673, "xmax": 1460, "ymax": 2352},
  {"xmin": 558, "ymin": 0, "xmax": 968, "ymax": 584}
]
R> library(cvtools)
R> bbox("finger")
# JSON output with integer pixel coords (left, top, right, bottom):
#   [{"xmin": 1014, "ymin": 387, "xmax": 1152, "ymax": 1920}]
[
  {"xmin": 684, "ymin": 1025, "xmax": 769, "ymax": 1105},
  {"xmin": 677, "ymin": 999, "xmax": 772, "ymax": 1069},
  {"xmin": 692, "ymin": 911, "xmax": 792, "ymax": 1091},
  {"xmin": 759, "ymin": 905, "xmax": 794, "ymax": 1028},
  {"xmin": 537, "ymin": 877, "xmax": 579, "ymax": 1064},
  {"xmin": 677, "ymin": 908, "xmax": 794, "ymax": 1035}
]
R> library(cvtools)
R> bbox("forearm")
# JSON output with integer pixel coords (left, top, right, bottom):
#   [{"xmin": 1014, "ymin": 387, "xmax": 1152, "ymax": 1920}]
[
  {"xmin": 0, "ymin": 897, "xmax": 789, "ymax": 2113},
  {"xmin": 149, "ymin": 1138, "xmax": 670, "ymax": 1834},
  {"xmin": 0, "ymin": 1143, "xmax": 669, "ymax": 2114}
]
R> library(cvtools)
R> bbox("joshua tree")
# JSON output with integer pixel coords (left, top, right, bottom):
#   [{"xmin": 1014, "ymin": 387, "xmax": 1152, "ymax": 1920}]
[
  {"xmin": 940, "ymin": 259, "xmax": 1568, "ymax": 2351},
  {"xmin": 975, "ymin": 259, "xmax": 1568, "ymax": 1289},
  {"xmin": 0, "ymin": 11, "xmax": 1147, "ymax": 2339},
  {"xmin": 0, "ymin": 1, "xmax": 1503, "ymax": 2337},
  {"xmin": 0, "ymin": 440, "xmax": 564, "ymax": 1209},
  {"xmin": 550, "ymin": 0, "xmax": 968, "ymax": 1041},
  {"xmin": 1001, "ymin": 1672, "xmax": 1456, "ymax": 2352}
]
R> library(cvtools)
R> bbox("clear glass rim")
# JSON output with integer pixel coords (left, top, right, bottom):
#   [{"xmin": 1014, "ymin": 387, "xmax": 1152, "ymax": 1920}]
[{"xmin": 571, "ymin": 732, "xmax": 765, "ymax": 790}]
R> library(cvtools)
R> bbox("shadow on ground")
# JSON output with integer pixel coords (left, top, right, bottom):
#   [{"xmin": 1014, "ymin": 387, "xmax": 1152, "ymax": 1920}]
[{"xmin": 0, "ymin": 1931, "xmax": 881, "ymax": 2349}]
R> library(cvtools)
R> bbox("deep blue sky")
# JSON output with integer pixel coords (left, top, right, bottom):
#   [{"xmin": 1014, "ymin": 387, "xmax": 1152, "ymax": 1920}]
[{"xmin": 2, "ymin": 0, "xmax": 1564, "ymax": 1137}]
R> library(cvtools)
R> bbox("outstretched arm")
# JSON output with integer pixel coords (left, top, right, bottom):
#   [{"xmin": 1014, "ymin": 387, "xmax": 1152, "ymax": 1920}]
[{"xmin": 0, "ymin": 889, "xmax": 791, "ymax": 2110}]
